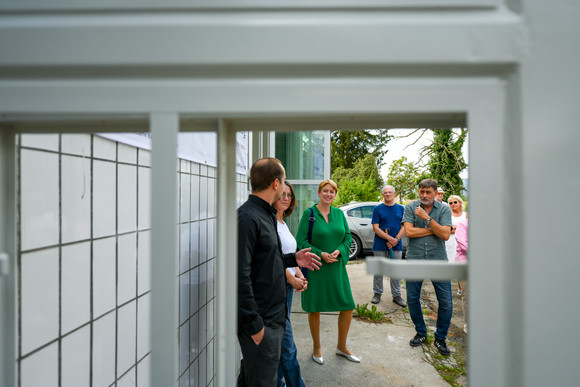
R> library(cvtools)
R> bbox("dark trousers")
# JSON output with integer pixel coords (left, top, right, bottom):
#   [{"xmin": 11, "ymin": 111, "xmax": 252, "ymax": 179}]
[{"xmin": 237, "ymin": 325, "xmax": 285, "ymax": 387}]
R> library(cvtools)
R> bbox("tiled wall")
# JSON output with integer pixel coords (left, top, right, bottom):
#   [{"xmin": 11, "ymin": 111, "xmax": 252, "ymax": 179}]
[{"xmin": 17, "ymin": 133, "xmax": 232, "ymax": 387}]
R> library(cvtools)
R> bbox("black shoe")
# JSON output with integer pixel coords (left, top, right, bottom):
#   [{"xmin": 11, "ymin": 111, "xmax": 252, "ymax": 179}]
[
  {"xmin": 409, "ymin": 334, "xmax": 426, "ymax": 347},
  {"xmin": 371, "ymin": 293, "xmax": 381, "ymax": 304},
  {"xmin": 392, "ymin": 296, "xmax": 407, "ymax": 308},
  {"xmin": 434, "ymin": 339, "xmax": 451, "ymax": 356}
]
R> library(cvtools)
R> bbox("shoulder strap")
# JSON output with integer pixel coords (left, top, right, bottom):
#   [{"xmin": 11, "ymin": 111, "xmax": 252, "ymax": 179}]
[{"xmin": 307, "ymin": 207, "xmax": 315, "ymax": 244}]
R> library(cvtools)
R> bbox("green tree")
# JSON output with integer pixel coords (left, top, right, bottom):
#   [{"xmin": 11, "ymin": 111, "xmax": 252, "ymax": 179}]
[
  {"xmin": 386, "ymin": 156, "xmax": 422, "ymax": 203},
  {"xmin": 331, "ymin": 154, "xmax": 382, "ymax": 206},
  {"xmin": 423, "ymin": 128, "xmax": 467, "ymax": 200},
  {"xmin": 331, "ymin": 130, "xmax": 391, "ymax": 173}
]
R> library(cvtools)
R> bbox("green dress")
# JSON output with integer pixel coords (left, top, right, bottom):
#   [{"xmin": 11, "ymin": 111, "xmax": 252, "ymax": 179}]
[{"xmin": 296, "ymin": 205, "xmax": 355, "ymax": 313}]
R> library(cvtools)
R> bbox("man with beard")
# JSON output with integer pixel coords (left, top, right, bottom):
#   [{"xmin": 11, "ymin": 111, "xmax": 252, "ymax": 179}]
[
  {"xmin": 237, "ymin": 157, "xmax": 321, "ymax": 386},
  {"xmin": 402, "ymin": 179, "xmax": 453, "ymax": 356}
]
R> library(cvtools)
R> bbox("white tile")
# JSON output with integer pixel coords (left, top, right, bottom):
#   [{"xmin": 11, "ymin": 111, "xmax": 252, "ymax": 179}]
[
  {"xmin": 191, "ymin": 174, "xmax": 200, "ymax": 221},
  {"xmin": 198, "ymin": 348, "xmax": 207, "ymax": 387},
  {"xmin": 118, "ymin": 301, "xmax": 137, "ymax": 376},
  {"xmin": 61, "ymin": 134, "xmax": 91, "ymax": 156},
  {"xmin": 138, "ymin": 167, "xmax": 151, "ymax": 230},
  {"xmin": 94, "ymin": 135, "xmax": 117, "ymax": 160},
  {"xmin": 180, "ymin": 160, "xmax": 190, "ymax": 173},
  {"xmin": 118, "ymin": 233, "xmax": 137, "ymax": 304},
  {"xmin": 20, "ymin": 149, "xmax": 59, "ymax": 251},
  {"xmin": 190, "ymin": 221, "xmax": 199, "ymax": 268},
  {"xmin": 199, "ymin": 305, "xmax": 207, "ymax": 350},
  {"xmin": 61, "ymin": 155, "xmax": 91, "ymax": 243},
  {"xmin": 200, "ymin": 164, "xmax": 208, "ymax": 177},
  {"xmin": 62, "ymin": 242, "xmax": 91, "ymax": 333},
  {"xmin": 93, "ymin": 237, "xmax": 116, "ymax": 318},
  {"xmin": 207, "ymin": 339, "xmax": 214, "ymax": 383},
  {"xmin": 199, "ymin": 263, "xmax": 207, "ymax": 308},
  {"xmin": 199, "ymin": 176, "xmax": 208, "ymax": 219},
  {"xmin": 207, "ymin": 259, "xmax": 215, "ymax": 303},
  {"xmin": 189, "ymin": 359, "xmax": 198, "ymax": 387},
  {"xmin": 137, "ymin": 355, "xmax": 151, "ymax": 387},
  {"xmin": 179, "ymin": 322, "xmax": 190, "ymax": 375},
  {"xmin": 137, "ymin": 294, "xmax": 151, "ymax": 360},
  {"xmin": 93, "ymin": 160, "xmax": 116, "ymax": 238},
  {"xmin": 138, "ymin": 149, "xmax": 151, "ymax": 167},
  {"xmin": 207, "ymin": 178, "xmax": 216, "ymax": 218},
  {"xmin": 118, "ymin": 142, "xmax": 137, "ymax": 164},
  {"xmin": 93, "ymin": 312, "xmax": 116, "ymax": 387},
  {"xmin": 117, "ymin": 367, "xmax": 137, "ymax": 387},
  {"xmin": 199, "ymin": 220, "xmax": 207, "ymax": 264},
  {"xmin": 21, "ymin": 342, "xmax": 58, "ymax": 387},
  {"xmin": 21, "ymin": 134, "xmax": 59, "ymax": 151},
  {"xmin": 190, "ymin": 162, "xmax": 200, "ymax": 175},
  {"xmin": 180, "ymin": 224, "xmax": 190, "ymax": 274},
  {"xmin": 179, "ymin": 274, "xmax": 189, "ymax": 325},
  {"xmin": 207, "ymin": 219, "xmax": 215, "ymax": 260},
  {"xmin": 180, "ymin": 173, "xmax": 191, "ymax": 222},
  {"xmin": 61, "ymin": 325, "xmax": 90, "ymax": 387},
  {"xmin": 138, "ymin": 231, "xmax": 151, "ymax": 295},
  {"xmin": 190, "ymin": 268, "xmax": 199, "ymax": 318},
  {"xmin": 207, "ymin": 299, "xmax": 214, "ymax": 341},
  {"xmin": 189, "ymin": 312, "xmax": 199, "ymax": 360},
  {"xmin": 118, "ymin": 164, "xmax": 137, "ymax": 234},
  {"xmin": 21, "ymin": 249, "xmax": 59, "ymax": 354},
  {"xmin": 208, "ymin": 166, "xmax": 216, "ymax": 178}
]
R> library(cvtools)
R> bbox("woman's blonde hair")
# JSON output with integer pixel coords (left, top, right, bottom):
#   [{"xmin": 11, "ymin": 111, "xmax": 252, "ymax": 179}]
[
  {"xmin": 447, "ymin": 195, "xmax": 464, "ymax": 210},
  {"xmin": 318, "ymin": 179, "xmax": 338, "ymax": 193}
]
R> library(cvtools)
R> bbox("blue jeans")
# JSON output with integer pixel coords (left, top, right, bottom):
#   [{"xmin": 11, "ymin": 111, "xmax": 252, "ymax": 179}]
[
  {"xmin": 277, "ymin": 284, "xmax": 306, "ymax": 387},
  {"xmin": 406, "ymin": 280, "xmax": 453, "ymax": 341}
]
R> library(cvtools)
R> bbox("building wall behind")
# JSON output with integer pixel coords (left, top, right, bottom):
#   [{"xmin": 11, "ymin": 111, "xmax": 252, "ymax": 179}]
[{"xmin": 17, "ymin": 133, "xmax": 228, "ymax": 387}]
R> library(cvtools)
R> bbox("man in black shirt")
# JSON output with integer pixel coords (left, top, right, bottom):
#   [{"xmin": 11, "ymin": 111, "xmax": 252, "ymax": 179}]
[{"xmin": 237, "ymin": 157, "xmax": 321, "ymax": 387}]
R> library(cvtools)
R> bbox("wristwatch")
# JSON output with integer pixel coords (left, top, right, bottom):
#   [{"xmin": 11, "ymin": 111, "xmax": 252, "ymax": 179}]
[{"xmin": 426, "ymin": 218, "xmax": 432, "ymax": 225}]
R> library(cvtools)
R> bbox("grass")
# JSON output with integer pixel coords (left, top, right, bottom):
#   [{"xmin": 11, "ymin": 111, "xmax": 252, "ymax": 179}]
[{"xmin": 354, "ymin": 303, "xmax": 393, "ymax": 324}]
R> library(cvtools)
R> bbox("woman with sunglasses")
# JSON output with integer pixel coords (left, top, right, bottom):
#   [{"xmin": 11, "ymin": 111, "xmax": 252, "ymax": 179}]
[
  {"xmin": 445, "ymin": 195, "xmax": 468, "ymax": 263},
  {"xmin": 274, "ymin": 181, "xmax": 307, "ymax": 387}
]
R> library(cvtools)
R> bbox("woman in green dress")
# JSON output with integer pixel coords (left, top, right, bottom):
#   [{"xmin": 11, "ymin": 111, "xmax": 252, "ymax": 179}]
[{"xmin": 296, "ymin": 179, "xmax": 360, "ymax": 365}]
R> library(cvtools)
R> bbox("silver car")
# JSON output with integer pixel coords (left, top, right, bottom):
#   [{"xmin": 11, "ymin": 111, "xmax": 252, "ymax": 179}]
[
  {"xmin": 340, "ymin": 201, "xmax": 408, "ymax": 260},
  {"xmin": 339, "ymin": 201, "xmax": 380, "ymax": 259}
]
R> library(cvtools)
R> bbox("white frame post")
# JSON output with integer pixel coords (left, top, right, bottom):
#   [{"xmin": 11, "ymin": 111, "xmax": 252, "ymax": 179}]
[
  {"xmin": 0, "ymin": 127, "xmax": 16, "ymax": 387},
  {"xmin": 150, "ymin": 113, "xmax": 179, "ymax": 386},
  {"xmin": 216, "ymin": 119, "xmax": 238, "ymax": 387}
]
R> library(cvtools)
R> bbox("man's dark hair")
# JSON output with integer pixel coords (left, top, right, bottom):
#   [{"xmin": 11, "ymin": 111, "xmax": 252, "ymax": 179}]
[
  {"xmin": 250, "ymin": 157, "xmax": 284, "ymax": 192},
  {"xmin": 418, "ymin": 178, "xmax": 438, "ymax": 191}
]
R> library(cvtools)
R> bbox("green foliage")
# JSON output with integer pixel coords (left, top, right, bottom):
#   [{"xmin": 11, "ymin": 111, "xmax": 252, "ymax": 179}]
[
  {"xmin": 354, "ymin": 303, "xmax": 392, "ymax": 323},
  {"xmin": 386, "ymin": 156, "xmax": 423, "ymax": 203},
  {"xmin": 332, "ymin": 154, "xmax": 382, "ymax": 206},
  {"xmin": 424, "ymin": 129, "xmax": 467, "ymax": 200},
  {"xmin": 330, "ymin": 130, "xmax": 391, "ymax": 173}
]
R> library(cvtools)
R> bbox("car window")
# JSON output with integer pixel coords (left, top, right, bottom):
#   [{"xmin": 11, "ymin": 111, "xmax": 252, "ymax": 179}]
[
  {"xmin": 346, "ymin": 208, "xmax": 362, "ymax": 218},
  {"xmin": 361, "ymin": 206, "xmax": 376, "ymax": 219}
]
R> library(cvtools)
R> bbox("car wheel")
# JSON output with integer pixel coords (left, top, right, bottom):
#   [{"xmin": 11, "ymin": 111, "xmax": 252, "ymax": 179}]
[{"xmin": 349, "ymin": 234, "xmax": 362, "ymax": 260}]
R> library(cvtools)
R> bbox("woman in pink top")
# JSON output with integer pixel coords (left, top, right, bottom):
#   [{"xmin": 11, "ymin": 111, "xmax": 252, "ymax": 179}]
[{"xmin": 455, "ymin": 218, "xmax": 468, "ymax": 333}]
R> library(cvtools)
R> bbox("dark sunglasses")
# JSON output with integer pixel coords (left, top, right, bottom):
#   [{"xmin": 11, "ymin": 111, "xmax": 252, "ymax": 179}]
[{"xmin": 449, "ymin": 201, "xmax": 459, "ymax": 204}]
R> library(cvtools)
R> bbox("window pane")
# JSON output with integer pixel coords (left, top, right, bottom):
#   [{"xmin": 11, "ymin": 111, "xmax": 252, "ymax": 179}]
[{"xmin": 275, "ymin": 131, "xmax": 325, "ymax": 180}]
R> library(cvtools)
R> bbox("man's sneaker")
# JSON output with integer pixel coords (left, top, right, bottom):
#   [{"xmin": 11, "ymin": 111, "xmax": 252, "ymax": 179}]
[
  {"xmin": 409, "ymin": 334, "xmax": 426, "ymax": 347},
  {"xmin": 371, "ymin": 293, "xmax": 381, "ymax": 304},
  {"xmin": 434, "ymin": 339, "xmax": 451, "ymax": 356},
  {"xmin": 392, "ymin": 296, "xmax": 407, "ymax": 308}
]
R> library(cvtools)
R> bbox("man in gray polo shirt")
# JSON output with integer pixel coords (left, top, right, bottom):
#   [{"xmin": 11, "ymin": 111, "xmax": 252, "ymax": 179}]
[{"xmin": 402, "ymin": 179, "xmax": 453, "ymax": 356}]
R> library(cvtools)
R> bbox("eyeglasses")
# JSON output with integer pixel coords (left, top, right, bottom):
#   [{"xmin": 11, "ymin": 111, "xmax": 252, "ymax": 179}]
[
  {"xmin": 449, "ymin": 201, "xmax": 459, "ymax": 204},
  {"xmin": 281, "ymin": 193, "xmax": 294, "ymax": 199}
]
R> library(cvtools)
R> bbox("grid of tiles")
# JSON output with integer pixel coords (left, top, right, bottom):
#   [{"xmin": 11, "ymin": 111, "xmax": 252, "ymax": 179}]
[{"xmin": 17, "ymin": 133, "xmax": 222, "ymax": 387}]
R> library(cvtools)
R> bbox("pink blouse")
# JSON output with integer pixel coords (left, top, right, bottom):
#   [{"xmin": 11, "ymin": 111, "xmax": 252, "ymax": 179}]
[{"xmin": 455, "ymin": 218, "xmax": 469, "ymax": 263}]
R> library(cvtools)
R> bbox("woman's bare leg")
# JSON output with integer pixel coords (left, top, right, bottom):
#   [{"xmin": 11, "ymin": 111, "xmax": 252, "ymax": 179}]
[
  {"xmin": 308, "ymin": 312, "xmax": 322, "ymax": 357},
  {"xmin": 337, "ymin": 310, "xmax": 354, "ymax": 354}
]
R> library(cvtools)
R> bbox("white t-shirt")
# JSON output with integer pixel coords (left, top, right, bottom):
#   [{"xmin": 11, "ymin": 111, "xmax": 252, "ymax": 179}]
[{"xmin": 277, "ymin": 220, "xmax": 298, "ymax": 276}]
